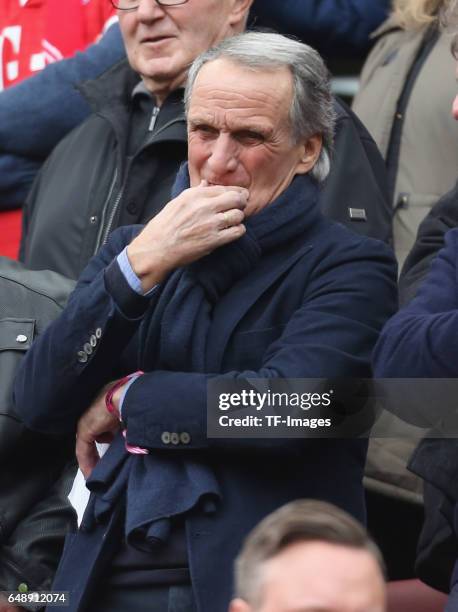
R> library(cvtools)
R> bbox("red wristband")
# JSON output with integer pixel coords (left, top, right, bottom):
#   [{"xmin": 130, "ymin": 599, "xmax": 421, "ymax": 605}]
[{"xmin": 105, "ymin": 370, "xmax": 144, "ymax": 419}]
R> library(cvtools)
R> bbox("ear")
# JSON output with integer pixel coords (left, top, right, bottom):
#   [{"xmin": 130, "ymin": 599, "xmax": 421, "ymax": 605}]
[
  {"xmin": 294, "ymin": 134, "xmax": 323, "ymax": 175},
  {"xmin": 228, "ymin": 0, "xmax": 254, "ymax": 31},
  {"xmin": 229, "ymin": 598, "xmax": 253, "ymax": 612}
]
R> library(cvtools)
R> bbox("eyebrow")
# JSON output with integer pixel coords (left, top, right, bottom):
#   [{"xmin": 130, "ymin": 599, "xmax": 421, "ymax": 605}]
[{"xmin": 188, "ymin": 118, "xmax": 272, "ymax": 140}]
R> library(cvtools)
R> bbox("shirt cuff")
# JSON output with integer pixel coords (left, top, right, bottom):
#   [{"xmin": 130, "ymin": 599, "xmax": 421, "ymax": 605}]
[
  {"xmin": 118, "ymin": 373, "xmax": 143, "ymax": 420},
  {"xmin": 117, "ymin": 247, "xmax": 157, "ymax": 296}
]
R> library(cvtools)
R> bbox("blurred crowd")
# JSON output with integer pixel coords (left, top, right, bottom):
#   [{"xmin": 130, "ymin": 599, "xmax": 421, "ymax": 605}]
[{"xmin": 1, "ymin": 1, "xmax": 458, "ymax": 611}]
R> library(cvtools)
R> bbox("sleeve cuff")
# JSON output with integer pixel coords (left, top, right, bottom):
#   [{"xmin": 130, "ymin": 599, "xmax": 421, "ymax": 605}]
[
  {"xmin": 104, "ymin": 257, "xmax": 153, "ymax": 319},
  {"xmin": 117, "ymin": 247, "xmax": 157, "ymax": 297},
  {"xmin": 118, "ymin": 373, "xmax": 143, "ymax": 420}
]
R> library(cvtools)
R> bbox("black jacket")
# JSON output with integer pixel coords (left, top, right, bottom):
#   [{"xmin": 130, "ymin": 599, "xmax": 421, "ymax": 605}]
[
  {"xmin": 0, "ymin": 259, "xmax": 77, "ymax": 597},
  {"xmin": 399, "ymin": 182, "xmax": 458, "ymax": 306},
  {"xmin": 20, "ymin": 61, "xmax": 392, "ymax": 281},
  {"xmin": 20, "ymin": 59, "xmax": 188, "ymax": 280}
]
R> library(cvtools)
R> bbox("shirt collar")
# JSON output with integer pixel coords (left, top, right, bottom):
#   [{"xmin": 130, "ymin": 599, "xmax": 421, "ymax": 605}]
[{"xmin": 131, "ymin": 80, "xmax": 154, "ymax": 101}]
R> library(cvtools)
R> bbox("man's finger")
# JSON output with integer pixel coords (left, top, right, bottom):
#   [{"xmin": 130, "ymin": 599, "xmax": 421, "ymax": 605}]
[
  {"xmin": 193, "ymin": 184, "xmax": 249, "ymax": 199},
  {"xmin": 218, "ymin": 208, "xmax": 245, "ymax": 230},
  {"xmin": 218, "ymin": 223, "xmax": 247, "ymax": 244},
  {"xmin": 210, "ymin": 190, "xmax": 249, "ymax": 212},
  {"xmin": 76, "ymin": 436, "xmax": 100, "ymax": 479}
]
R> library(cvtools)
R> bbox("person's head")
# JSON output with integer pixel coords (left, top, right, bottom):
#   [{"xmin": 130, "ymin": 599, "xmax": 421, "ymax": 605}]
[
  {"xmin": 114, "ymin": 0, "xmax": 253, "ymax": 103},
  {"xmin": 184, "ymin": 32, "xmax": 335, "ymax": 216},
  {"xmin": 392, "ymin": 0, "xmax": 446, "ymax": 30},
  {"xmin": 229, "ymin": 500, "xmax": 386, "ymax": 612}
]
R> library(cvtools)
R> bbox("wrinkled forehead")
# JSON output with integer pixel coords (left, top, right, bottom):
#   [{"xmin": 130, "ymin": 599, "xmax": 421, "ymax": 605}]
[{"xmin": 188, "ymin": 59, "xmax": 294, "ymax": 121}]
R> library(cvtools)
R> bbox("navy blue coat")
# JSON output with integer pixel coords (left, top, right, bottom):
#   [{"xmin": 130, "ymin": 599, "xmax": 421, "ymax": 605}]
[
  {"xmin": 0, "ymin": 23, "xmax": 125, "ymax": 210},
  {"xmin": 251, "ymin": 0, "xmax": 389, "ymax": 58},
  {"xmin": 373, "ymin": 229, "xmax": 458, "ymax": 594},
  {"xmin": 374, "ymin": 228, "xmax": 458, "ymax": 380},
  {"xmin": 15, "ymin": 212, "xmax": 396, "ymax": 611}
]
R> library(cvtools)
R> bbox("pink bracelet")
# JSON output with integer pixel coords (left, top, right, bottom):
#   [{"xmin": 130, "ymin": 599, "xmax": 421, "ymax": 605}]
[
  {"xmin": 105, "ymin": 370, "xmax": 144, "ymax": 419},
  {"xmin": 105, "ymin": 371, "xmax": 148, "ymax": 455}
]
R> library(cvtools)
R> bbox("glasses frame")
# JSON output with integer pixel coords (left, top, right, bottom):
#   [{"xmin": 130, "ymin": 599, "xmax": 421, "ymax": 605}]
[{"xmin": 110, "ymin": 0, "xmax": 189, "ymax": 9}]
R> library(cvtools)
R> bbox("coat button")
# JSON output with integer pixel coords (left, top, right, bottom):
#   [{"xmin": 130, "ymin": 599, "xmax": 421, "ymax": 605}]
[
  {"xmin": 77, "ymin": 351, "xmax": 88, "ymax": 363},
  {"xmin": 16, "ymin": 334, "xmax": 28, "ymax": 343},
  {"xmin": 161, "ymin": 431, "xmax": 171, "ymax": 445},
  {"xmin": 180, "ymin": 432, "xmax": 191, "ymax": 445},
  {"xmin": 84, "ymin": 342, "xmax": 93, "ymax": 355},
  {"xmin": 90, "ymin": 334, "xmax": 97, "ymax": 347},
  {"xmin": 170, "ymin": 432, "xmax": 180, "ymax": 445},
  {"xmin": 126, "ymin": 201, "xmax": 138, "ymax": 215},
  {"xmin": 95, "ymin": 327, "xmax": 102, "ymax": 339}
]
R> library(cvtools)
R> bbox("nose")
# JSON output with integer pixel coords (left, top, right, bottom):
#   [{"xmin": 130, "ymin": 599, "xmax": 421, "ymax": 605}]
[
  {"xmin": 206, "ymin": 134, "xmax": 238, "ymax": 177},
  {"xmin": 136, "ymin": 0, "xmax": 166, "ymax": 21}
]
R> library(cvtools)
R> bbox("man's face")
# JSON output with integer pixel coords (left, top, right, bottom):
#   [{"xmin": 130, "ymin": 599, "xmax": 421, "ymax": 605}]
[
  {"xmin": 230, "ymin": 541, "xmax": 386, "ymax": 612},
  {"xmin": 187, "ymin": 59, "xmax": 321, "ymax": 217},
  {"xmin": 118, "ymin": 0, "xmax": 249, "ymax": 100}
]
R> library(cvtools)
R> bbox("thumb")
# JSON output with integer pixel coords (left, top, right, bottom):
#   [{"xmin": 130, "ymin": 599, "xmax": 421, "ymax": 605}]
[{"xmin": 76, "ymin": 436, "xmax": 100, "ymax": 480}]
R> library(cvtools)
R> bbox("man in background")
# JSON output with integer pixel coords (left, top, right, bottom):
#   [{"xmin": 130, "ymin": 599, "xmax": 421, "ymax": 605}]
[{"xmin": 230, "ymin": 500, "xmax": 386, "ymax": 612}]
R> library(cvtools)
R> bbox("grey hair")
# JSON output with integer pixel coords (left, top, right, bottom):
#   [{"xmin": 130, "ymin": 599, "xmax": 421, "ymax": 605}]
[
  {"xmin": 184, "ymin": 32, "xmax": 336, "ymax": 182},
  {"xmin": 233, "ymin": 500, "xmax": 385, "ymax": 607}
]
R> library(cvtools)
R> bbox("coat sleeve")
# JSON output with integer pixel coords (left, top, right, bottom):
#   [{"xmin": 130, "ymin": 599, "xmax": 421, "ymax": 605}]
[
  {"xmin": 13, "ymin": 225, "xmax": 147, "ymax": 434},
  {"xmin": 399, "ymin": 183, "xmax": 458, "ymax": 307},
  {"xmin": 250, "ymin": 0, "xmax": 390, "ymax": 56},
  {"xmin": 0, "ymin": 154, "xmax": 42, "ymax": 210},
  {"xmin": 374, "ymin": 228, "xmax": 458, "ymax": 380},
  {"xmin": 121, "ymin": 237, "xmax": 397, "ymax": 451},
  {"xmin": 0, "ymin": 23, "xmax": 124, "ymax": 159}
]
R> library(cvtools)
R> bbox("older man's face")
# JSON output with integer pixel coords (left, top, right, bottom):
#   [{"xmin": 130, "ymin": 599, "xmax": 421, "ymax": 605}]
[
  {"xmin": 230, "ymin": 541, "xmax": 386, "ymax": 612},
  {"xmin": 187, "ymin": 59, "xmax": 321, "ymax": 217},
  {"xmin": 118, "ymin": 0, "xmax": 249, "ymax": 101}
]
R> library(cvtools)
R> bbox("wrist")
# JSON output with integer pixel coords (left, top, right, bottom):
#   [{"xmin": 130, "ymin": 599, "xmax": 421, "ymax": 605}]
[
  {"xmin": 105, "ymin": 371, "xmax": 144, "ymax": 420},
  {"xmin": 126, "ymin": 242, "xmax": 169, "ymax": 292}
]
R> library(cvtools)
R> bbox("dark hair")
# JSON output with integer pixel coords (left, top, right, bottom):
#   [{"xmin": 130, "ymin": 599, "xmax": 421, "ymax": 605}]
[{"xmin": 233, "ymin": 499, "xmax": 385, "ymax": 605}]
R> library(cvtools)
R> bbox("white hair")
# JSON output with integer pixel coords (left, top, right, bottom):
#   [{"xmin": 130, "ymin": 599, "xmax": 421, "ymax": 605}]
[{"xmin": 185, "ymin": 32, "xmax": 336, "ymax": 182}]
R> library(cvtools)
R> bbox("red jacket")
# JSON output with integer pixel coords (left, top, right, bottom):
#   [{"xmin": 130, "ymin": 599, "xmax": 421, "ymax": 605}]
[{"xmin": 0, "ymin": 0, "xmax": 116, "ymax": 89}]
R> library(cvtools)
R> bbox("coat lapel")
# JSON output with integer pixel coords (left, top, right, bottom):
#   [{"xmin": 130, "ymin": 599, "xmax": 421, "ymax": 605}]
[{"xmin": 206, "ymin": 240, "xmax": 313, "ymax": 371}]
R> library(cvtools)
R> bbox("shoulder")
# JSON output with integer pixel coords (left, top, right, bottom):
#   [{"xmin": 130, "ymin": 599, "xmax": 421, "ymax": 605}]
[
  {"xmin": 44, "ymin": 113, "xmax": 112, "ymax": 162},
  {"xmin": 312, "ymin": 218, "xmax": 396, "ymax": 267}
]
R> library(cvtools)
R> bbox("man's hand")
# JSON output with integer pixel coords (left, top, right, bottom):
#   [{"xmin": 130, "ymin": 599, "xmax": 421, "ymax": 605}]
[
  {"xmin": 76, "ymin": 381, "xmax": 126, "ymax": 479},
  {"xmin": 127, "ymin": 182, "xmax": 248, "ymax": 292}
]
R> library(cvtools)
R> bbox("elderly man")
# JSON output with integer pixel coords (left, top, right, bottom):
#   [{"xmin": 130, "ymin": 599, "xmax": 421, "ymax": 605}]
[
  {"xmin": 230, "ymin": 500, "xmax": 386, "ymax": 612},
  {"xmin": 20, "ymin": 0, "xmax": 253, "ymax": 279},
  {"xmin": 15, "ymin": 32, "xmax": 396, "ymax": 612}
]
